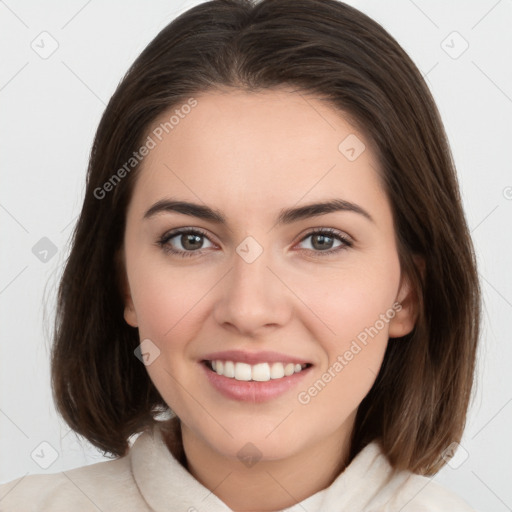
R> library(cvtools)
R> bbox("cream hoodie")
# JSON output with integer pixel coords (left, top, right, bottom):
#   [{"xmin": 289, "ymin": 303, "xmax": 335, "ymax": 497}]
[{"xmin": 0, "ymin": 422, "xmax": 476, "ymax": 512}]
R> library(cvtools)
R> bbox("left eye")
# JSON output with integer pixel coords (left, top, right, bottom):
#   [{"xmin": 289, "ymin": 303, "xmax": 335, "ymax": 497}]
[{"xmin": 296, "ymin": 229, "xmax": 351, "ymax": 253}]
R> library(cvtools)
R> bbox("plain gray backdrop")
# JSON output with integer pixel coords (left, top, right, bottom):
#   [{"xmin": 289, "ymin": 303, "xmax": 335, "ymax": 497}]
[{"xmin": 1, "ymin": 1, "xmax": 511, "ymax": 511}]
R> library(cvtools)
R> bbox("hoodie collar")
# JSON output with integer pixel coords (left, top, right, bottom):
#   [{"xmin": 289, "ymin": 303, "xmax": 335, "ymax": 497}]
[{"xmin": 131, "ymin": 419, "xmax": 390, "ymax": 512}]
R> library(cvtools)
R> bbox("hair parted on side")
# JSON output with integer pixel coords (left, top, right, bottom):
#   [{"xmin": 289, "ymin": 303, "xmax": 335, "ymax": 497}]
[{"xmin": 50, "ymin": 0, "xmax": 480, "ymax": 476}]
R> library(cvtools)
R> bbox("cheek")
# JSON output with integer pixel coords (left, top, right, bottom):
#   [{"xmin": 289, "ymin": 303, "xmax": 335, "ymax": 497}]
[
  {"xmin": 295, "ymin": 275, "xmax": 393, "ymax": 422},
  {"xmin": 294, "ymin": 256, "xmax": 399, "ymax": 344},
  {"xmin": 128, "ymin": 256, "xmax": 214, "ymax": 341},
  {"xmin": 293, "ymin": 257, "xmax": 399, "ymax": 401}
]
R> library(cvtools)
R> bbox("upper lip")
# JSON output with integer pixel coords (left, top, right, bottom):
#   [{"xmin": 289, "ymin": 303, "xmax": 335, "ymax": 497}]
[{"xmin": 201, "ymin": 350, "xmax": 312, "ymax": 366}]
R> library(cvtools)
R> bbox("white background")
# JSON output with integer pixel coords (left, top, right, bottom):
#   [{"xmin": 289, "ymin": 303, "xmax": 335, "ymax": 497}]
[{"xmin": 1, "ymin": 1, "xmax": 511, "ymax": 511}]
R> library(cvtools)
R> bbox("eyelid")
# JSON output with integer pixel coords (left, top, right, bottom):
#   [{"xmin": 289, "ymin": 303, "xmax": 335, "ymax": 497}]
[
  {"xmin": 293, "ymin": 227, "xmax": 353, "ymax": 256},
  {"xmin": 158, "ymin": 226, "xmax": 218, "ymax": 249},
  {"xmin": 157, "ymin": 225, "xmax": 353, "ymax": 258},
  {"xmin": 158, "ymin": 226, "xmax": 352, "ymax": 246},
  {"xmin": 295, "ymin": 226, "xmax": 354, "ymax": 244}
]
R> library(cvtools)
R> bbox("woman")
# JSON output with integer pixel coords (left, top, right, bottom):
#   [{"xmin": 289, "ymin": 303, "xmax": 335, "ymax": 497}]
[{"xmin": 0, "ymin": 0, "xmax": 480, "ymax": 510}]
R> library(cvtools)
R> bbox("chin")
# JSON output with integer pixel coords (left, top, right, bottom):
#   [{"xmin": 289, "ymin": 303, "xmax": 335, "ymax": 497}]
[{"xmin": 206, "ymin": 418, "xmax": 308, "ymax": 460}]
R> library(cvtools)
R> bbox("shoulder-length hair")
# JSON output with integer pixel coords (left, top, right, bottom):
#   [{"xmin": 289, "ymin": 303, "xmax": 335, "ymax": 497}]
[{"xmin": 51, "ymin": 0, "xmax": 480, "ymax": 475}]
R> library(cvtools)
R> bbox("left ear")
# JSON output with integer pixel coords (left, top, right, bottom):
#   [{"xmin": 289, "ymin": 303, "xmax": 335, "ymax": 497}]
[
  {"xmin": 115, "ymin": 247, "xmax": 139, "ymax": 328},
  {"xmin": 388, "ymin": 256, "xmax": 424, "ymax": 339}
]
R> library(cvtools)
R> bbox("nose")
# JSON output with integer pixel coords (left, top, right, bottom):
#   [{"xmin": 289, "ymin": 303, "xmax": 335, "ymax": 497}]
[{"xmin": 212, "ymin": 243, "xmax": 292, "ymax": 337}]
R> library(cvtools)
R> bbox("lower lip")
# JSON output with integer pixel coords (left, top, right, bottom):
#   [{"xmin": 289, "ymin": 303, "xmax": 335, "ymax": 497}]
[{"xmin": 200, "ymin": 362, "xmax": 312, "ymax": 403}]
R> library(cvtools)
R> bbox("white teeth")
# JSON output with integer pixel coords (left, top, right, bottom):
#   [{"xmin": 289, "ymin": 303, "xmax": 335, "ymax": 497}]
[
  {"xmin": 223, "ymin": 360, "xmax": 235, "ymax": 378},
  {"xmin": 284, "ymin": 363, "xmax": 295, "ymax": 376},
  {"xmin": 270, "ymin": 362, "xmax": 285, "ymax": 379},
  {"xmin": 234, "ymin": 362, "xmax": 252, "ymax": 381},
  {"xmin": 208, "ymin": 360, "xmax": 308, "ymax": 381},
  {"xmin": 252, "ymin": 363, "xmax": 270, "ymax": 382}
]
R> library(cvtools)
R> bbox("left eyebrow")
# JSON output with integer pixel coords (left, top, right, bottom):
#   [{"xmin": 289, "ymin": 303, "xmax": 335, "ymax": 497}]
[{"xmin": 143, "ymin": 198, "xmax": 375, "ymax": 225}]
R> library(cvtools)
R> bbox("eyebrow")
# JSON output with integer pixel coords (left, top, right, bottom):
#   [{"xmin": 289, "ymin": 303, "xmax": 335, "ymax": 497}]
[{"xmin": 143, "ymin": 198, "xmax": 374, "ymax": 225}]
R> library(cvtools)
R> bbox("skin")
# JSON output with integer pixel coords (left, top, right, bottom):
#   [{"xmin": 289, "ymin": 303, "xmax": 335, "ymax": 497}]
[{"xmin": 121, "ymin": 88, "xmax": 418, "ymax": 512}]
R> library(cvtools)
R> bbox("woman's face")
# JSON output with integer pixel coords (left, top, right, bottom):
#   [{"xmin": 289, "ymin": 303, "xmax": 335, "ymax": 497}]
[{"xmin": 122, "ymin": 88, "xmax": 417, "ymax": 463}]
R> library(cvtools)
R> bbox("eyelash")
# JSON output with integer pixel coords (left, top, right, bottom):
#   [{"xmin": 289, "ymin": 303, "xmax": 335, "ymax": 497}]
[{"xmin": 156, "ymin": 227, "xmax": 353, "ymax": 259}]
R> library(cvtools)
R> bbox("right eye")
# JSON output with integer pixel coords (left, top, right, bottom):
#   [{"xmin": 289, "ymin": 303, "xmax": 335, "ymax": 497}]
[{"xmin": 157, "ymin": 228, "xmax": 216, "ymax": 258}]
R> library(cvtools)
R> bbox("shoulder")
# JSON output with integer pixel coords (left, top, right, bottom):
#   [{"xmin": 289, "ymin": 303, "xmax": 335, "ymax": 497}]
[
  {"xmin": 381, "ymin": 471, "xmax": 476, "ymax": 511},
  {"xmin": 0, "ymin": 455, "xmax": 145, "ymax": 512},
  {"xmin": 362, "ymin": 444, "xmax": 476, "ymax": 512},
  {"xmin": 311, "ymin": 441, "xmax": 475, "ymax": 511}
]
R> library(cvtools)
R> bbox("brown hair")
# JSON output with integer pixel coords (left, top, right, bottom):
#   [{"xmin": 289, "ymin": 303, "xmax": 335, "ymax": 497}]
[{"xmin": 51, "ymin": 0, "xmax": 480, "ymax": 475}]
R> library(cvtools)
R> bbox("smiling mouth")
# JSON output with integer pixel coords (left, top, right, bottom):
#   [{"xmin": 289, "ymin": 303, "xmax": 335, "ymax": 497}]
[{"xmin": 202, "ymin": 359, "xmax": 313, "ymax": 382}]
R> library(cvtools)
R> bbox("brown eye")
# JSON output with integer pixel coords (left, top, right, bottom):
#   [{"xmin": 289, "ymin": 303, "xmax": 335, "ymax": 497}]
[
  {"xmin": 158, "ymin": 228, "xmax": 215, "ymax": 258},
  {"xmin": 178, "ymin": 233, "xmax": 204, "ymax": 250},
  {"xmin": 296, "ymin": 228, "xmax": 352, "ymax": 256}
]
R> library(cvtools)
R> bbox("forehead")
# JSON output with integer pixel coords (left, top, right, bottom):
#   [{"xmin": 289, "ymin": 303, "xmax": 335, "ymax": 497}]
[{"xmin": 130, "ymin": 88, "xmax": 386, "ymax": 222}]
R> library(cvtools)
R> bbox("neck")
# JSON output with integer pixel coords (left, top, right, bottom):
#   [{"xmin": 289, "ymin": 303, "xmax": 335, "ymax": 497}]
[{"xmin": 164, "ymin": 415, "xmax": 355, "ymax": 512}]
